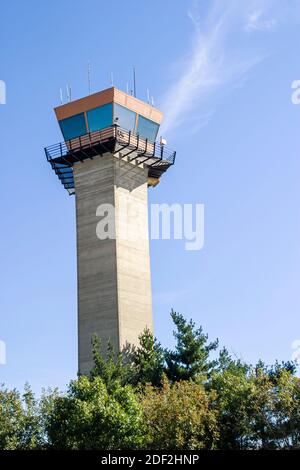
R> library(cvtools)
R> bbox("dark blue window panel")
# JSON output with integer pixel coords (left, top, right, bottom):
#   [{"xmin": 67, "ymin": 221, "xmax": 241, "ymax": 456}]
[
  {"xmin": 59, "ymin": 113, "xmax": 87, "ymax": 140},
  {"xmin": 114, "ymin": 104, "xmax": 136, "ymax": 131},
  {"xmin": 87, "ymin": 103, "xmax": 113, "ymax": 132},
  {"xmin": 137, "ymin": 115, "xmax": 159, "ymax": 141}
]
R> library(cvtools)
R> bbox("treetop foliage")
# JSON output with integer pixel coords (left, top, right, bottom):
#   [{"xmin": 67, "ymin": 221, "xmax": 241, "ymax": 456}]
[{"xmin": 0, "ymin": 310, "xmax": 299, "ymax": 450}]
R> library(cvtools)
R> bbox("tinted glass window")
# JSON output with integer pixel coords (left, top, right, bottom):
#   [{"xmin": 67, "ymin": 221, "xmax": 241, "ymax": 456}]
[
  {"xmin": 114, "ymin": 104, "xmax": 136, "ymax": 131},
  {"xmin": 87, "ymin": 103, "xmax": 113, "ymax": 132},
  {"xmin": 137, "ymin": 115, "xmax": 159, "ymax": 141},
  {"xmin": 59, "ymin": 113, "xmax": 87, "ymax": 140}
]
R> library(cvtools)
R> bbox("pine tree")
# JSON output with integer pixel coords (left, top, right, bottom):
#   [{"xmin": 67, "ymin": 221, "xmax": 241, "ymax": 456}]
[
  {"xmin": 165, "ymin": 310, "xmax": 219, "ymax": 382},
  {"xmin": 129, "ymin": 328, "xmax": 165, "ymax": 387},
  {"xmin": 90, "ymin": 335, "xmax": 129, "ymax": 389}
]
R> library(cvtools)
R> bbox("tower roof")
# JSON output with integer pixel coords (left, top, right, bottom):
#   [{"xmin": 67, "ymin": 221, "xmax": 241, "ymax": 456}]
[{"xmin": 54, "ymin": 87, "xmax": 163, "ymax": 124}]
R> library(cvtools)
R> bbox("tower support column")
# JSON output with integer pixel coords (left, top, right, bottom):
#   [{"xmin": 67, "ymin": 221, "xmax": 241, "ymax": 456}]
[{"xmin": 74, "ymin": 154, "xmax": 153, "ymax": 375}]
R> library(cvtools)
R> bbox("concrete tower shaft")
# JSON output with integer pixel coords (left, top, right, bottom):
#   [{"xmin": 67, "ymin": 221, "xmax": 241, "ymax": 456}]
[{"xmin": 74, "ymin": 154, "xmax": 152, "ymax": 374}]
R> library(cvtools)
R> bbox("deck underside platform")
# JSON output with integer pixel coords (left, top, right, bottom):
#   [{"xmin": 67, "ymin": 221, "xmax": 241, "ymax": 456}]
[{"xmin": 45, "ymin": 126, "xmax": 176, "ymax": 195}]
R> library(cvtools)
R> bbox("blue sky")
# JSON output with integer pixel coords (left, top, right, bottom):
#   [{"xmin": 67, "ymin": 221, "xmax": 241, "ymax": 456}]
[{"xmin": 0, "ymin": 0, "xmax": 300, "ymax": 392}]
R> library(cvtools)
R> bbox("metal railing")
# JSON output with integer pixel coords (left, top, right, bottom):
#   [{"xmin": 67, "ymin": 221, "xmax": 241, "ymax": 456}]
[
  {"xmin": 45, "ymin": 125, "xmax": 176, "ymax": 166},
  {"xmin": 45, "ymin": 125, "xmax": 176, "ymax": 194}
]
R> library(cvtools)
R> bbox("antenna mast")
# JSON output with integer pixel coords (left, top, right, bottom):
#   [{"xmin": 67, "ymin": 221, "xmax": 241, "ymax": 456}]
[
  {"xmin": 133, "ymin": 67, "xmax": 136, "ymax": 98},
  {"xmin": 66, "ymin": 84, "xmax": 70, "ymax": 102},
  {"xmin": 88, "ymin": 61, "xmax": 91, "ymax": 95}
]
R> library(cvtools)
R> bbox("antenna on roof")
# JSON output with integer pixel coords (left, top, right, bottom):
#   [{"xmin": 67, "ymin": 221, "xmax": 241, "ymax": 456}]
[
  {"xmin": 151, "ymin": 96, "xmax": 154, "ymax": 107},
  {"xmin": 147, "ymin": 88, "xmax": 150, "ymax": 104},
  {"xmin": 88, "ymin": 61, "xmax": 91, "ymax": 95},
  {"xmin": 133, "ymin": 66, "xmax": 136, "ymax": 98},
  {"xmin": 126, "ymin": 82, "xmax": 129, "ymax": 94},
  {"xmin": 110, "ymin": 72, "xmax": 114, "ymax": 87},
  {"xmin": 66, "ymin": 84, "xmax": 71, "ymax": 102},
  {"xmin": 59, "ymin": 88, "xmax": 63, "ymax": 105}
]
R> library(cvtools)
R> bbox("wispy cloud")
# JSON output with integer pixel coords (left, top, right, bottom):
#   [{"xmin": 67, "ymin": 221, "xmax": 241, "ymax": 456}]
[
  {"xmin": 160, "ymin": 0, "xmax": 286, "ymax": 137},
  {"xmin": 245, "ymin": 10, "xmax": 277, "ymax": 32}
]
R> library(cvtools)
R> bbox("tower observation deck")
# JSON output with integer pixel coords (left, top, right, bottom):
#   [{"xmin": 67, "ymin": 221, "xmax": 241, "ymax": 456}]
[
  {"xmin": 45, "ymin": 87, "xmax": 176, "ymax": 195},
  {"xmin": 45, "ymin": 86, "xmax": 176, "ymax": 374}
]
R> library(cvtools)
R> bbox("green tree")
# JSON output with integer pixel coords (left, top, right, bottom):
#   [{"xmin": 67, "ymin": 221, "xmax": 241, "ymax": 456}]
[
  {"xmin": 210, "ymin": 356, "xmax": 300, "ymax": 450},
  {"xmin": 0, "ymin": 384, "xmax": 43, "ymax": 449},
  {"xmin": 129, "ymin": 328, "xmax": 165, "ymax": 387},
  {"xmin": 165, "ymin": 310, "xmax": 219, "ymax": 382},
  {"xmin": 210, "ymin": 360, "xmax": 255, "ymax": 449},
  {"xmin": 273, "ymin": 370, "xmax": 300, "ymax": 448},
  {"xmin": 90, "ymin": 335, "xmax": 130, "ymax": 389},
  {"xmin": 250, "ymin": 362, "xmax": 300, "ymax": 449},
  {"xmin": 140, "ymin": 377, "xmax": 219, "ymax": 449},
  {"xmin": 45, "ymin": 376, "xmax": 146, "ymax": 450}
]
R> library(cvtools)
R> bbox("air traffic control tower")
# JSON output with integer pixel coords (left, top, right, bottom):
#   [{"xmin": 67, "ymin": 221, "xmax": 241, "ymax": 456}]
[{"xmin": 45, "ymin": 87, "xmax": 176, "ymax": 374}]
